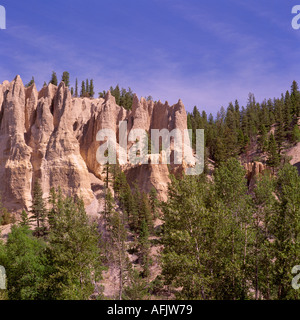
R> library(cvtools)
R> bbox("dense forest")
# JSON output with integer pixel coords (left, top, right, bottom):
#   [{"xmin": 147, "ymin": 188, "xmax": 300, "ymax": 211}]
[
  {"xmin": 187, "ymin": 81, "xmax": 300, "ymax": 169},
  {"xmin": 0, "ymin": 76, "xmax": 300, "ymax": 300}
]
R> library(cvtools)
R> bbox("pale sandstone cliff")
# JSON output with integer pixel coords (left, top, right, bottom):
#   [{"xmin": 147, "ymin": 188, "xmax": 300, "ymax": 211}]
[{"xmin": 0, "ymin": 76, "xmax": 188, "ymax": 214}]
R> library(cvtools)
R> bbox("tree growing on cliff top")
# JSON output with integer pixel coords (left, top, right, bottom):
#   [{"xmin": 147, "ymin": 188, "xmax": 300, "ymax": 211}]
[
  {"xmin": 61, "ymin": 71, "xmax": 70, "ymax": 87},
  {"xmin": 25, "ymin": 76, "xmax": 35, "ymax": 88},
  {"xmin": 49, "ymin": 71, "xmax": 58, "ymax": 86}
]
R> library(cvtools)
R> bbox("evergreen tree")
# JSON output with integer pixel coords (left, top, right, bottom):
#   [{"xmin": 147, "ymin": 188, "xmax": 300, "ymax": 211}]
[
  {"xmin": 162, "ymin": 175, "xmax": 215, "ymax": 299},
  {"xmin": 213, "ymin": 158, "xmax": 252, "ymax": 299},
  {"xmin": 123, "ymin": 268, "xmax": 150, "ymax": 300},
  {"xmin": 139, "ymin": 219, "xmax": 151, "ymax": 278},
  {"xmin": 274, "ymin": 99, "xmax": 285, "ymax": 153},
  {"xmin": 258, "ymin": 125, "xmax": 268, "ymax": 152},
  {"xmin": 284, "ymin": 91, "xmax": 293, "ymax": 136},
  {"xmin": 251, "ymin": 174, "xmax": 276, "ymax": 299},
  {"xmin": 113, "ymin": 85, "xmax": 121, "ymax": 105},
  {"xmin": 30, "ymin": 180, "xmax": 47, "ymax": 238},
  {"xmin": 266, "ymin": 133, "xmax": 280, "ymax": 171},
  {"xmin": 86, "ymin": 79, "xmax": 89, "ymax": 95},
  {"xmin": 291, "ymin": 124, "xmax": 300, "ymax": 144},
  {"xmin": 270, "ymin": 164, "xmax": 300, "ymax": 299},
  {"xmin": 50, "ymin": 71, "xmax": 58, "ymax": 86},
  {"xmin": 109, "ymin": 209, "xmax": 130, "ymax": 300},
  {"xmin": 25, "ymin": 76, "xmax": 35, "ymax": 88},
  {"xmin": 75, "ymin": 78, "xmax": 78, "ymax": 97},
  {"xmin": 89, "ymin": 79, "xmax": 95, "ymax": 98},
  {"xmin": 0, "ymin": 197, "xmax": 11, "ymax": 226},
  {"xmin": 46, "ymin": 193, "xmax": 103, "ymax": 300},
  {"xmin": 149, "ymin": 187, "xmax": 159, "ymax": 219},
  {"xmin": 139, "ymin": 193, "xmax": 153, "ymax": 233},
  {"xmin": 291, "ymin": 80, "xmax": 300, "ymax": 116},
  {"xmin": 80, "ymin": 81, "xmax": 86, "ymax": 97},
  {"xmin": 61, "ymin": 71, "xmax": 70, "ymax": 87},
  {"xmin": 20, "ymin": 210, "xmax": 30, "ymax": 227}
]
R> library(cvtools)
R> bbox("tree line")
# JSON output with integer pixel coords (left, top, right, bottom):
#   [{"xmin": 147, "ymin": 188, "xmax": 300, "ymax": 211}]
[
  {"xmin": 188, "ymin": 80, "xmax": 300, "ymax": 169},
  {"xmin": 25, "ymin": 73, "xmax": 155, "ymax": 110}
]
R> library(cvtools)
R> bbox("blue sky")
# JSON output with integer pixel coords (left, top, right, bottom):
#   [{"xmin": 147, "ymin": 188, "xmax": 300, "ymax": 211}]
[{"xmin": 0, "ymin": 0, "xmax": 300, "ymax": 114}]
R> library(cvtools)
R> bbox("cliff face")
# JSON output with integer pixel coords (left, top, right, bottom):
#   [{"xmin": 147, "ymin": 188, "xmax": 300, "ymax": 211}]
[{"xmin": 0, "ymin": 76, "xmax": 188, "ymax": 213}]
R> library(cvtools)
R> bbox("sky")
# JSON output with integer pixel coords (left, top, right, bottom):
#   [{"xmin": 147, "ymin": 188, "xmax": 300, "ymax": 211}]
[{"xmin": 0, "ymin": 0, "xmax": 300, "ymax": 115}]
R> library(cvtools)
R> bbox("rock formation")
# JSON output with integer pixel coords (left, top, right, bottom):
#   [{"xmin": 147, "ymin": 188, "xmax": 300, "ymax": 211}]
[
  {"xmin": 0, "ymin": 76, "xmax": 188, "ymax": 213},
  {"xmin": 244, "ymin": 161, "xmax": 266, "ymax": 187}
]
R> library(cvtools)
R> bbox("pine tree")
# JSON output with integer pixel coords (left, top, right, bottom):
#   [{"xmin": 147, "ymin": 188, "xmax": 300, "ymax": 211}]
[
  {"xmin": 258, "ymin": 125, "xmax": 268, "ymax": 152},
  {"xmin": 213, "ymin": 158, "xmax": 252, "ymax": 299},
  {"xmin": 251, "ymin": 174, "xmax": 276, "ymax": 299},
  {"xmin": 291, "ymin": 80, "xmax": 300, "ymax": 116},
  {"xmin": 89, "ymin": 79, "xmax": 95, "ymax": 98},
  {"xmin": 80, "ymin": 80, "xmax": 86, "ymax": 97},
  {"xmin": 270, "ymin": 164, "xmax": 300, "ymax": 299},
  {"xmin": 162, "ymin": 174, "xmax": 217, "ymax": 299},
  {"xmin": 25, "ymin": 76, "xmax": 35, "ymax": 88},
  {"xmin": 109, "ymin": 209, "xmax": 130, "ymax": 300},
  {"xmin": 30, "ymin": 180, "xmax": 47, "ymax": 238},
  {"xmin": 61, "ymin": 71, "xmax": 70, "ymax": 87},
  {"xmin": 139, "ymin": 219, "xmax": 151, "ymax": 278},
  {"xmin": 274, "ymin": 99, "xmax": 285, "ymax": 153},
  {"xmin": 0, "ymin": 196, "xmax": 11, "ymax": 226},
  {"xmin": 139, "ymin": 193, "xmax": 153, "ymax": 233},
  {"xmin": 123, "ymin": 268, "xmax": 150, "ymax": 300},
  {"xmin": 75, "ymin": 78, "xmax": 78, "ymax": 97},
  {"xmin": 113, "ymin": 85, "xmax": 121, "ymax": 105},
  {"xmin": 266, "ymin": 133, "xmax": 280, "ymax": 171},
  {"xmin": 149, "ymin": 187, "xmax": 159, "ymax": 219},
  {"xmin": 291, "ymin": 124, "xmax": 300, "ymax": 144},
  {"xmin": 46, "ymin": 193, "xmax": 103, "ymax": 300},
  {"xmin": 86, "ymin": 79, "xmax": 89, "ymax": 95},
  {"xmin": 50, "ymin": 71, "xmax": 58, "ymax": 86},
  {"xmin": 20, "ymin": 210, "xmax": 30, "ymax": 227},
  {"xmin": 284, "ymin": 91, "xmax": 293, "ymax": 136}
]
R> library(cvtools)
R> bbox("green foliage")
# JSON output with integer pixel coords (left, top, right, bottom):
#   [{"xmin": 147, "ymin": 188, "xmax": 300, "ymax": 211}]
[
  {"xmin": 75, "ymin": 78, "xmax": 78, "ymax": 97},
  {"xmin": 80, "ymin": 80, "xmax": 86, "ymax": 97},
  {"xmin": 187, "ymin": 80, "xmax": 300, "ymax": 165},
  {"xmin": 109, "ymin": 209, "xmax": 131, "ymax": 300},
  {"xmin": 49, "ymin": 71, "xmax": 58, "ymax": 86},
  {"xmin": 270, "ymin": 164, "xmax": 300, "ymax": 299},
  {"xmin": 61, "ymin": 71, "xmax": 70, "ymax": 87},
  {"xmin": 20, "ymin": 210, "xmax": 30, "ymax": 227},
  {"xmin": 0, "ymin": 225, "xmax": 47, "ymax": 300},
  {"xmin": 0, "ymin": 197, "xmax": 11, "ymax": 226},
  {"xmin": 99, "ymin": 85, "xmax": 134, "ymax": 110},
  {"xmin": 266, "ymin": 133, "xmax": 281, "ymax": 170},
  {"xmin": 123, "ymin": 268, "xmax": 150, "ymax": 300},
  {"xmin": 46, "ymin": 193, "xmax": 103, "ymax": 300},
  {"xmin": 139, "ymin": 219, "xmax": 151, "ymax": 278},
  {"xmin": 89, "ymin": 79, "xmax": 95, "ymax": 98},
  {"xmin": 161, "ymin": 158, "xmax": 300, "ymax": 300},
  {"xmin": 291, "ymin": 124, "xmax": 300, "ymax": 144},
  {"xmin": 25, "ymin": 76, "xmax": 35, "ymax": 88},
  {"xmin": 30, "ymin": 180, "xmax": 47, "ymax": 238},
  {"xmin": 0, "ymin": 190, "xmax": 104, "ymax": 300}
]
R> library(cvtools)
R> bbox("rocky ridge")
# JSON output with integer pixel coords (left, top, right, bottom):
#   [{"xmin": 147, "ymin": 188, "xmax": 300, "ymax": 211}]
[{"xmin": 0, "ymin": 76, "xmax": 188, "ymax": 214}]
